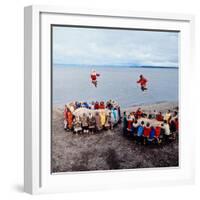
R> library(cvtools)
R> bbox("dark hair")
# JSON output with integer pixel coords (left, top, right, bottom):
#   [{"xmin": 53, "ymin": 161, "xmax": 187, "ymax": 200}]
[
  {"xmin": 161, "ymin": 123, "xmax": 164, "ymax": 127},
  {"xmin": 146, "ymin": 122, "xmax": 150, "ymax": 127},
  {"xmin": 141, "ymin": 121, "xmax": 144, "ymax": 125},
  {"xmin": 134, "ymin": 120, "xmax": 138, "ymax": 124},
  {"xmin": 164, "ymin": 120, "xmax": 167, "ymax": 123}
]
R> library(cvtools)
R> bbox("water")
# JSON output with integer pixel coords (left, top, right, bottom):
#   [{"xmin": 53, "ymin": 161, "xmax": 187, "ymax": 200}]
[{"xmin": 52, "ymin": 65, "xmax": 178, "ymax": 108}]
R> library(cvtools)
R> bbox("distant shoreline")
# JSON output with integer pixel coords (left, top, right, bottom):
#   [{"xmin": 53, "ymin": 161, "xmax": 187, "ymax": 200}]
[{"xmin": 53, "ymin": 63, "xmax": 178, "ymax": 69}]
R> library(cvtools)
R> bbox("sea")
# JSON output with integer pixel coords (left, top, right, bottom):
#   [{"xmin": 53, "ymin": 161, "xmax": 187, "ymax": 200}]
[{"xmin": 52, "ymin": 65, "xmax": 178, "ymax": 108}]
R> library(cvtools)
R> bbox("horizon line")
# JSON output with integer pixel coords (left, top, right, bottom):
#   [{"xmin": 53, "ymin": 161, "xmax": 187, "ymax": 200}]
[{"xmin": 53, "ymin": 63, "xmax": 178, "ymax": 68}]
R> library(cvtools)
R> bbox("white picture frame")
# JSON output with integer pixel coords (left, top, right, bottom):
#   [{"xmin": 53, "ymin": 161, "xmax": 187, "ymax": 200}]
[{"xmin": 24, "ymin": 5, "xmax": 195, "ymax": 194}]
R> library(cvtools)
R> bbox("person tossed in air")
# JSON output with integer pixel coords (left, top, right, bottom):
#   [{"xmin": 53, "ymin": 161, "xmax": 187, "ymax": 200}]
[
  {"xmin": 137, "ymin": 74, "xmax": 148, "ymax": 91},
  {"xmin": 90, "ymin": 69, "xmax": 100, "ymax": 87}
]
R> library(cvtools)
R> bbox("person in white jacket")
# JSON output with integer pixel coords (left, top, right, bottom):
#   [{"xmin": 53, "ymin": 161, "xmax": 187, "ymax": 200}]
[
  {"xmin": 163, "ymin": 120, "xmax": 172, "ymax": 143},
  {"xmin": 163, "ymin": 120, "xmax": 171, "ymax": 136}
]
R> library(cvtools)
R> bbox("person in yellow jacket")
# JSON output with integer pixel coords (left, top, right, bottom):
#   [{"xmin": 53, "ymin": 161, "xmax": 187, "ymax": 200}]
[
  {"xmin": 164, "ymin": 110, "xmax": 172, "ymax": 123},
  {"xmin": 99, "ymin": 111, "xmax": 106, "ymax": 128}
]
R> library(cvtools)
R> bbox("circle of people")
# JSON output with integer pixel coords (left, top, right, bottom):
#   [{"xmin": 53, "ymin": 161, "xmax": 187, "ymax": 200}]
[
  {"xmin": 64, "ymin": 100, "xmax": 121, "ymax": 134},
  {"xmin": 123, "ymin": 108, "xmax": 179, "ymax": 145}
]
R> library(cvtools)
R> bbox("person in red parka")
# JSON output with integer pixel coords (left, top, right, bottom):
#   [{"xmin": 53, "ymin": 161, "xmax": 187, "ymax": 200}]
[
  {"xmin": 91, "ymin": 69, "xmax": 100, "ymax": 87},
  {"xmin": 137, "ymin": 74, "xmax": 148, "ymax": 91},
  {"xmin": 94, "ymin": 101, "xmax": 99, "ymax": 110},
  {"xmin": 154, "ymin": 126, "xmax": 162, "ymax": 144},
  {"xmin": 143, "ymin": 122, "xmax": 151, "ymax": 145},
  {"xmin": 63, "ymin": 105, "xmax": 68, "ymax": 130},
  {"xmin": 156, "ymin": 112, "xmax": 164, "ymax": 121}
]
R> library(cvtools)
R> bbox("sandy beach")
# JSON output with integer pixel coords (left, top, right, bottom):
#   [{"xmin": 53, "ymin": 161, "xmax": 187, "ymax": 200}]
[{"xmin": 51, "ymin": 101, "xmax": 178, "ymax": 173}]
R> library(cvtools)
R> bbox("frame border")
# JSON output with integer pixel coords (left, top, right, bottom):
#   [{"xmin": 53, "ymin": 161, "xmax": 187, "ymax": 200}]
[{"xmin": 24, "ymin": 5, "xmax": 195, "ymax": 194}]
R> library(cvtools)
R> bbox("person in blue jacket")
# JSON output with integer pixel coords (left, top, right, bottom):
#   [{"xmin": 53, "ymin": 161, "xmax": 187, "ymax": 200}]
[
  {"xmin": 148, "ymin": 126, "xmax": 155, "ymax": 144},
  {"xmin": 136, "ymin": 121, "xmax": 144, "ymax": 144}
]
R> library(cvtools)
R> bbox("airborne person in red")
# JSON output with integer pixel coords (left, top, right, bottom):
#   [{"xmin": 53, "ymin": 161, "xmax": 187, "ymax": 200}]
[
  {"xmin": 137, "ymin": 74, "xmax": 148, "ymax": 91},
  {"xmin": 91, "ymin": 69, "xmax": 100, "ymax": 87}
]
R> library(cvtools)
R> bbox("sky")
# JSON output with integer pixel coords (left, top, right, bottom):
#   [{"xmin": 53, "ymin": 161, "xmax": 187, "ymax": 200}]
[{"xmin": 52, "ymin": 26, "xmax": 179, "ymax": 67}]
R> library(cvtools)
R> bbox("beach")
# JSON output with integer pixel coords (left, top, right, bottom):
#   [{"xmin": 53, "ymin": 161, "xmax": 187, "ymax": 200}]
[{"xmin": 51, "ymin": 101, "xmax": 179, "ymax": 173}]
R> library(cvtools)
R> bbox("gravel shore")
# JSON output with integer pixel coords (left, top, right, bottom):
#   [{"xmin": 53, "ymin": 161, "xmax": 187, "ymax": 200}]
[{"xmin": 51, "ymin": 101, "xmax": 179, "ymax": 173}]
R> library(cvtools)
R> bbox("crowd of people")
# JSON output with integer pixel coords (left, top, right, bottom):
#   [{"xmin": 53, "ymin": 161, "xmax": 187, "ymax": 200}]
[
  {"xmin": 123, "ymin": 108, "xmax": 179, "ymax": 145},
  {"xmin": 63, "ymin": 100, "xmax": 179, "ymax": 145},
  {"xmin": 63, "ymin": 100, "xmax": 121, "ymax": 134}
]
